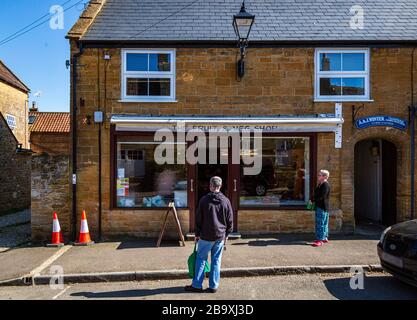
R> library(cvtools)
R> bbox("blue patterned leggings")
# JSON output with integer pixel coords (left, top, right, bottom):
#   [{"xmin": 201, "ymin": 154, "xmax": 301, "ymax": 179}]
[{"xmin": 315, "ymin": 207, "xmax": 329, "ymax": 241}]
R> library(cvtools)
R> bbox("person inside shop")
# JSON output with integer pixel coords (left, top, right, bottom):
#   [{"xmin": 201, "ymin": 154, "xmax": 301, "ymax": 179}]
[
  {"xmin": 311, "ymin": 169, "xmax": 331, "ymax": 247},
  {"xmin": 185, "ymin": 176, "xmax": 233, "ymax": 293}
]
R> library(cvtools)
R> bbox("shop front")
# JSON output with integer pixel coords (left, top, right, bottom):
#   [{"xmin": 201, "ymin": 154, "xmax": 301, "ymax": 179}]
[{"xmin": 110, "ymin": 114, "xmax": 343, "ymax": 235}]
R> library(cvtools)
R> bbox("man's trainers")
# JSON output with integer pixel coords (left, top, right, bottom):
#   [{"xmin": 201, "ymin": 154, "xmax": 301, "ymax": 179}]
[
  {"xmin": 184, "ymin": 285, "xmax": 203, "ymax": 293},
  {"xmin": 206, "ymin": 288, "xmax": 218, "ymax": 293},
  {"xmin": 312, "ymin": 240, "xmax": 323, "ymax": 247},
  {"xmin": 322, "ymin": 238, "xmax": 329, "ymax": 243}
]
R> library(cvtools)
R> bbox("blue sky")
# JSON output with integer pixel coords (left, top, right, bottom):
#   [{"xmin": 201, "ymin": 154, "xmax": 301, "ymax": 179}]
[{"xmin": 0, "ymin": 0, "xmax": 89, "ymax": 112}]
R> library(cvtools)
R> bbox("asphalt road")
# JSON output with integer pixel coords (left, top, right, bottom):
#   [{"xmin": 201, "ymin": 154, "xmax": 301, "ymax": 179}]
[{"xmin": 0, "ymin": 272, "xmax": 416, "ymax": 300}]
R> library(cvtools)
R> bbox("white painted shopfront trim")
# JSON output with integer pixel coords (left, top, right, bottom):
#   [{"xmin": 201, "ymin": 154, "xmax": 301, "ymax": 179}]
[{"xmin": 111, "ymin": 105, "xmax": 345, "ymax": 148}]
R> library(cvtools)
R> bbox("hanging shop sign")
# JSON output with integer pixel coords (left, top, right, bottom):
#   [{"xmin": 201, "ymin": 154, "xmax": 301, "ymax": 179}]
[{"xmin": 355, "ymin": 116, "xmax": 407, "ymax": 131}]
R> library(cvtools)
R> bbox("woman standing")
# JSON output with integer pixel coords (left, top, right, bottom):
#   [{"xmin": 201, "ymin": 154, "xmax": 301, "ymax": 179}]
[{"xmin": 312, "ymin": 170, "xmax": 331, "ymax": 247}]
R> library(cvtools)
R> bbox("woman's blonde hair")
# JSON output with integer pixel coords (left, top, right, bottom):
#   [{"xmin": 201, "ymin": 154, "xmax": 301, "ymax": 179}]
[{"xmin": 319, "ymin": 169, "xmax": 330, "ymax": 178}]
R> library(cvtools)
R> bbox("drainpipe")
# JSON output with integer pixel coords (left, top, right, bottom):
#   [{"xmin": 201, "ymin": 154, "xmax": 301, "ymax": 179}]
[
  {"xmin": 411, "ymin": 48, "xmax": 416, "ymax": 221},
  {"xmin": 72, "ymin": 42, "xmax": 83, "ymax": 241}
]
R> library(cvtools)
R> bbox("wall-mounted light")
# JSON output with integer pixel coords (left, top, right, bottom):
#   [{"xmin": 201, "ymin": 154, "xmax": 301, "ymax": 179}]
[{"xmin": 233, "ymin": 1, "xmax": 255, "ymax": 78}]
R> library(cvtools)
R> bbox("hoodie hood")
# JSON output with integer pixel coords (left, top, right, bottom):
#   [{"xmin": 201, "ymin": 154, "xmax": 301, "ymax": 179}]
[{"xmin": 207, "ymin": 192, "xmax": 226, "ymax": 203}]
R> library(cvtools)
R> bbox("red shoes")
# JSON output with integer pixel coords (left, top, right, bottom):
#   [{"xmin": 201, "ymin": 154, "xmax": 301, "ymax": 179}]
[
  {"xmin": 312, "ymin": 239, "xmax": 329, "ymax": 247},
  {"xmin": 312, "ymin": 240, "xmax": 323, "ymax": 247}
]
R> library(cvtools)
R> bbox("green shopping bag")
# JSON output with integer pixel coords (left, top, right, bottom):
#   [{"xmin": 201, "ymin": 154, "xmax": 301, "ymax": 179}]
[
  {"xmin": 187, "ymin": 243, "xmax": 210, "ymax": 279},
  {"xmin": 306, "ymin": 202, "xmax": 316, "ymax": 211}
]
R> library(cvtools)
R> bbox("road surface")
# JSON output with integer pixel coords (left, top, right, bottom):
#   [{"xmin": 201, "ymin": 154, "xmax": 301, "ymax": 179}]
[{"xmin": 0, "ymin": 272, "xmax": 416, "ymax": 300}]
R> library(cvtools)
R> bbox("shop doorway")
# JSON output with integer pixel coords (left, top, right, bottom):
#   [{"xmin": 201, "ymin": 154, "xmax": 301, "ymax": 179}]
[
  {"xmin": 188, "ymin": 143, "xmax": 239, "ymax": 233},
  {"xmin": 354, "ymin": 139, "xmax": 397, "ymax": 226},
  {"xmin": 197, "ymin": 163, "xmax": 228, "ymax": 204}
]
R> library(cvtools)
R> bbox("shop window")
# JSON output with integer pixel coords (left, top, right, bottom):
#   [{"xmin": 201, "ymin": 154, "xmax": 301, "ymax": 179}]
[
  {"xmin": 122, "ymin": 50, "xmax": 175, "ymax": 102},
  {"xmin": 240, "ymin": 137, "xmax": 310, "ymax": 207},
  {"xmin": 315, "ymin": 49, "xmax": 370, "ymax": 101},
  {"xmin": 5, "ymin": 114, "xmax": 16, "ymax": 130},
  {"xmin": 115, "ymin": 136, "xmax": 187, "ymax": 208}
]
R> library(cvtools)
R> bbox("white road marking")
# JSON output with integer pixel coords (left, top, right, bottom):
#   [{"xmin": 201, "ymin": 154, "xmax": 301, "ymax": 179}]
[
  {"xmin": 52, "ymin": 285, "xmax": 71, "ymax": 300},
  {"xmin": 27, "ymin": 245, "xmax": 72, "ymax": 280}
]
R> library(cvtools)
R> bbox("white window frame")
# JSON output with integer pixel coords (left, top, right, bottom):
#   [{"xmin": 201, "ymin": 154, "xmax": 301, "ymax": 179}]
[
  {"xmin": 5, "ymin": 114, "xmax": 16, "ymax": 130},
  {"xmin": 314, "ymin": 48, "xmax": 370, "ymax": 102},
  {"xmin": 121, "ymin": 49, "xmax": 176, "ymax": 102}
]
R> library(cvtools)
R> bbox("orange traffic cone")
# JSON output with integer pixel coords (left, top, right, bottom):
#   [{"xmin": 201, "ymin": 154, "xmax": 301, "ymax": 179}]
[
  {"xmin": 47, "ymin": 212, "xmax": 64, "ymax": 247},
  {"xmin": 74, "ymin": 210, "xmax": 94, "ymax": 246}
]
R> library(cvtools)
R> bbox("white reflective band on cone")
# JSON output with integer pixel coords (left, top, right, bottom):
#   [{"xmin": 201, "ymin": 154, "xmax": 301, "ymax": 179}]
[
  {"xmin": 80, "ymin": 219, "xmax": 89, "ymax": 233},
  {"xmin": 53, "ymin": 219, "xmax": 61, "ymax": 232}
]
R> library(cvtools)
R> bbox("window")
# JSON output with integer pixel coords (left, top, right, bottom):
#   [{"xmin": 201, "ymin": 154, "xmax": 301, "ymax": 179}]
[
  {"xmin": 122, "ymin": 50, "xmax": 176, "ymax": 102},
  {"xmin": 28, "ymin": 115, "xmax": 36, "ymax": 125},
  {"xmin": 240, "ymin": 137, "xmax": 310, "ymax": 207},
  {"xmin": 315, "ymin": 49, "xmax": 370, "ymax": 101},
  {"xmin": 116, "ymin": 136, "xmax": 187, "ymax": 208},
  {"xmin": 5, "ymin": 114, "xmax": 16, "ymax": 130}
]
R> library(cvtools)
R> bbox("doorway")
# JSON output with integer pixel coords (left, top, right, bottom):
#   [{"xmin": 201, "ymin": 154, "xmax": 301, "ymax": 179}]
[
  {"xmin": 197, "ymin": 163, "xmax": 228, "ymax": 204},
  {"xmin": 188, "ymin": 143, "xmax": 239, "ymax": 233},
  {"xmin": 354, "ymin": 139, "xmax": 397, "ymax": 226}
]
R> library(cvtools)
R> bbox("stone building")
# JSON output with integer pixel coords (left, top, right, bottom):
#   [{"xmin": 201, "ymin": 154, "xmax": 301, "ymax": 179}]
[
  {"xmin": 0, "ymin": 60, "xmax": 30, "ymax": 148},
  {"xmin": 0, "ymin": 114, "xmax": 32, "ymax": 215},
  {"xmin": 62, "ymin": 0, "xmax": 417, "ymax": 241},
  {"xmin": 0, "ymin": 60, "xmax": 31, "ymax": 215}
]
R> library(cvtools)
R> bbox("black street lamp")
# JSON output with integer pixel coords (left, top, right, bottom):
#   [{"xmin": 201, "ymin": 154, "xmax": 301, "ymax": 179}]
[{"xmin": 233, "ymin": 1, "xmax": 255, "ymax": 78}]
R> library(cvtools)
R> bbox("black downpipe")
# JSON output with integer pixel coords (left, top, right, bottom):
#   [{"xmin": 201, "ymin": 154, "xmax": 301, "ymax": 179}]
[
  {"xmin": 411, "ymin": 48, "xmax": 416, "ymax": 221},
  {"xmin": 98, "ymin": 49, "xmax": 102, "ymax": 241},
  {"xmin": 72, "ymin": 42, "xmax": 83, "ymax": 241},
  {"xmin": 98, "ymin": 118, "xmax": 102, "ymax": 241}
]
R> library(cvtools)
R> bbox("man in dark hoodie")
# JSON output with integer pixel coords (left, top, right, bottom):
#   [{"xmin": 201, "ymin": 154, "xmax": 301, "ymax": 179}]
[{"xmin": 185, "ymin": 176, "xmax": 233, "ymax": 293}]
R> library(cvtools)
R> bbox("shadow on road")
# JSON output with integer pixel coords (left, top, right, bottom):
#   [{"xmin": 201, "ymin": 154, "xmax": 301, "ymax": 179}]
[
  {"xmin": 71, "ymin": 286, "xmax": 186, "ymax": 298},
  {"xmin": 323, "ymin": 275, "xmax": 417, "ymax": 300}
]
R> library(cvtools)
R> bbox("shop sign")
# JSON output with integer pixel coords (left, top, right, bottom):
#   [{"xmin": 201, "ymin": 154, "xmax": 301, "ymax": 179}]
[{"xmin": 355, "ymin": 116, "xmax": 407, "ymax": 131}]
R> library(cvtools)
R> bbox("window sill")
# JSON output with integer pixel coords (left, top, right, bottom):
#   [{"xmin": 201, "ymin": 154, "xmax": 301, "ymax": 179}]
[
  {"xmin": 239, "ymin": 206, "xmax": 309, "ymax": 211},
  {"xmin": 112, "ymin": 207, "xmax": 189, "ymax": 210},
  {"xmin": 314, "ymin": 99, "xmax": 374, "ymax": 103},
  {"xmin": 118, "ymin": 99, "xmax": 178, "ymax": 103}
]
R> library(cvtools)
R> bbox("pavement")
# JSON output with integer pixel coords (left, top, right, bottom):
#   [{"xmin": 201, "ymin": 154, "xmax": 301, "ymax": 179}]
[
  {"xmin": 1, "ymin": 273, "xmax": 416, "ymax": 300},
  {"xmin": 0, "ymin": 209, "xmax": 31, "ymax": 253},
  {"xmin": 0, "ymin": 231, "xmax": 383, "ymax": 286}
]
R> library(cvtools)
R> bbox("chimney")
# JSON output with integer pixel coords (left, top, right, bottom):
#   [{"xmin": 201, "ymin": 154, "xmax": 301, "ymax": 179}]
[{"xmin": 29, "ymin": 101, "xmax": 38, "ymax": 112}]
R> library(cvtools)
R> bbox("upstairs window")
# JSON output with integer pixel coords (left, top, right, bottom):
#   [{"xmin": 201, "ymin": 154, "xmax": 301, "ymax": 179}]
[
  {"xmin": 122, "ymin": 50, "xmax": 176, "ymax": 102},
  {"xmin": 5, "ymin": 114, "xmax": 16, "ymax": 130},
  {"xmin": 315, "ymin": 49, "xmax": 370, "ymax": 101}
]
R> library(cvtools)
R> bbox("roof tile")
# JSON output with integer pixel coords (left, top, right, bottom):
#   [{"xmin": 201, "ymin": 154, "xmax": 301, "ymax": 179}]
[
  {"xmin": 29, "ymin": 112, "xmax": 70, "ymax": 133},
  {"xmin": 80, "ymin": 0, "xmax": 417, "ymax": 42}
]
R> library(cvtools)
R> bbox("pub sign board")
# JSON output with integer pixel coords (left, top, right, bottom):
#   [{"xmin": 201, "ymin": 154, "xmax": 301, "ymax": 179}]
[{"xmin": 355, "ymin": 116, "xmax": 407, "ymax": 131}]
